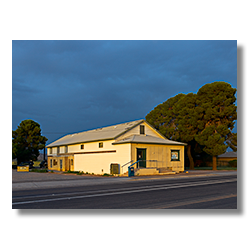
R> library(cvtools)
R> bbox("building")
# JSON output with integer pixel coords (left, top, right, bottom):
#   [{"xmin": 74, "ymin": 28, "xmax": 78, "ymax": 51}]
[
  {"xmin": 46, "ymin": 119, "xmax": 186, "ymax": 175},
  {"xmin": 217, "ymin": 151, "xmax": 237, "ymax": 166}
]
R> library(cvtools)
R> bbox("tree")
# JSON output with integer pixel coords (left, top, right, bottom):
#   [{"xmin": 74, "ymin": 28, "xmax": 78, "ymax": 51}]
[
  {"xmin": 146, "ymin": 93, "xmax": 199, "ymax": 169},
  {"xmin": 173, "ymin": 93, "xmax": 199, "ymax": 169},
  {"xmin": 226, "ymin": 132, "xmax": 237, "ymax": 152},
  {"xmin": 195, "ymin": 82, "xmax": 237, "ymax": 170},
  {"xmin": 146, "ymin": 93, "xmax": 185, "ymax": 140},
  {"xmin": 12, "ymin": 119, "xmax": 48, "ymax": 164}
]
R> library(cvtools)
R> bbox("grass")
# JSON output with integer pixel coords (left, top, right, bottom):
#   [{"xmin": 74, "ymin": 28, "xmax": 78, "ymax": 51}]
[
  {"xmin": 193, "ymin": 166, "xmax": 237, "ymax": 170},
  {"xmin": 64, "ymin": 170, "xmax": 80, "ymax": 174},
  {"xmin": 30, "ymin": 169, "xmax": 48, "ymax": 173}
]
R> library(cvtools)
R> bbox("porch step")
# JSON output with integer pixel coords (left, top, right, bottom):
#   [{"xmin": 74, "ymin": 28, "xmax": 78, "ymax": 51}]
[
  {"xmin": 157, "ymin": 167, "xmax": 173, "ymax": 173},
  {"xmin": 120, "ymin": 171, "xmax": 128, "ymax": 176}
]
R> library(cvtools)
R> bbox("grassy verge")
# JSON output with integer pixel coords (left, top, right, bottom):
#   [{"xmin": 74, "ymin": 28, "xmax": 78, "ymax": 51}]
[
  {"xmin": 30, "ymin": 169, "xmax": 48, "ymax": 173},
  {"xmin": 193, "ymin": 166, "xmax": 237, "ymax": 170}
]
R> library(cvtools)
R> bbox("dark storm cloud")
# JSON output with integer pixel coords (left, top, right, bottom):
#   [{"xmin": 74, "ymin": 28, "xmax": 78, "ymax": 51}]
[{"xmin": 12, "ymin": 40, "xmax": 237, "ymax": 143}]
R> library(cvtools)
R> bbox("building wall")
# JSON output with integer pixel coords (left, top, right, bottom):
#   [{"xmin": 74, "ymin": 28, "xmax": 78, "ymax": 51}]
[
  {"xmin": 218, "ymin": 157, "xmax": 237, "ymax": 162},
  {"xmin": 74, "ymin": 141, "xmax": 131, "ymax": 174},
  {"xmin": 116, "ymin": 121, "xmax": 164, "ymax": 140},
  {"xmin": 48, "ymin": 140, "xmax": 131, "ymax": 174},
  {"xmin": 131, "ymin": 143, "xmax": 185, "ymax": 172}
]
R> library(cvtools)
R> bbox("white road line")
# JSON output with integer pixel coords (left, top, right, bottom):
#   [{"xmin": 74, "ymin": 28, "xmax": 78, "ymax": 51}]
[
  {"xmin": 12, "ymin": 178, "xmax": 232, "ymax": 200},
  {"xmin": 13, "ymin": 179, "xmax": 216, "ymax": 200},
  {"xmin": 12, "ymin": 178, "xmax": 237, "ymax": 206}
]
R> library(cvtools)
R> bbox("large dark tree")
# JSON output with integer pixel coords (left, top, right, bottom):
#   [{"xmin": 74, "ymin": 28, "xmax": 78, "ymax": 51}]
[
  {"xmin": 146, "ymin": 93, "xmax": 185, "ymax": 140},
  {"xmin": 12, "ymin": 119, "xmax": 48, "ymax": 164},
  {"xmin": 173, "ymin": 93, "xmax": 199, "ymax": 169},
  {"xmin": 226, "ymin": 132, "xmax": 237, "ymax": 152},
  {"xmin": 195, "ymin": 82, "xmax": 237, "ymax": 170}
]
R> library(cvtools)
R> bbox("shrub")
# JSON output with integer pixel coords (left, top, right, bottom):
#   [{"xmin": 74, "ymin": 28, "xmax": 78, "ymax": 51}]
[
  {"xmin": 77, "ymin": 171, "xmax": 84, "ymax": 175},
  {"xmin": 103, "ymin": 173, "xmax": 113, "ymax": 176},
  {"xmin": 228, "ymin": 160, "xmax": 237, "ymax": 168}
]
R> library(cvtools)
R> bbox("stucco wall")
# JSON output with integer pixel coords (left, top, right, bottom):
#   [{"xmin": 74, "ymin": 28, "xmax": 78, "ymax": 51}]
[{"xmin": 73, "ymin": 140, "xmax": 131, "ymax": 174}]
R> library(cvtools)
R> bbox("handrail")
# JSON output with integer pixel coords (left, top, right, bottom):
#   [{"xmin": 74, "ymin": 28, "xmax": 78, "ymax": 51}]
[
  {"xmin": 128, "ymin": 160, "xmax": 158, "ymax": 168},
  {"xmin": 121, "ymin": 160, "xmax": 133, "ymax": 168},
  {"xmin": 128, "ymin": 160, "xmax": 141, "ymax": 168}
]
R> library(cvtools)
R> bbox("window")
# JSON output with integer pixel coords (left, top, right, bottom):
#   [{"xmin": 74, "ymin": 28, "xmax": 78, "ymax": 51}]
[
  {"xmin": 81, "ymin": 144, "xmax": 84, "ymax": 150},
  {"xmin": 53, "ymin": 159, "xmax": 57, "ymax": 166},
  {"xmin": 49, "ymin": 148, "xmax": 52, "ymax": 154},
  {"xmin": 140, "ymin": 125, "xmax": 145, "ymax": 134},
  {"xmin": 57, "ymin": 147, "xmax": 60, "ymax": 154},
  {"xmin": 99, "ymin": 142, "xmax": 103, "ymax": 148},
  {"xmin": 171, "ymin": 150, "xmax": 180, "ymax": 161},
  {"xmin": 65, "ymin": 146, "xmax": 68, "ymax": 153},
  {"xmin": 71, "ymin": 159, "xmax": 73, "ymax": 166}
]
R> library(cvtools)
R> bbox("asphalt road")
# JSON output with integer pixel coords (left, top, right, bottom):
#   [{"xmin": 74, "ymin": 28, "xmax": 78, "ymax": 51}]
[{"xmin": 12, "ymin": 174, "xmax": 237, "ymax": 209}]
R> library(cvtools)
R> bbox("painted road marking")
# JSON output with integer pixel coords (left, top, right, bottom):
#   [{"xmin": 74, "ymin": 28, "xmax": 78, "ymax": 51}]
[
  {"xmin": 143, "ymin": 194, "xmax": 237, "ymax": 209},
  {"xmin": 12, "ymin": 178, "xmax": 237, "ymax": 206}
]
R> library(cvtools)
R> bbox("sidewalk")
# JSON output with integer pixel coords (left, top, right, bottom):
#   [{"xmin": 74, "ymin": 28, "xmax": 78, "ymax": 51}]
[{"xmin": 12, "ymin": 169, "xmax": 237, "ymax": 191}]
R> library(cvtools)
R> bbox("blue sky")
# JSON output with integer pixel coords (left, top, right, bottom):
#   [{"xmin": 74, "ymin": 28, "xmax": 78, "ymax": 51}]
[{"xmin": 12, "ymin": 40, "xmax": 237, "ymax": 144}]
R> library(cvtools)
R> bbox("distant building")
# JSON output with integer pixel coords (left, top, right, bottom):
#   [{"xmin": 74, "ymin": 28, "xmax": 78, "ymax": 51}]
[
  {"xmin": 46, "ymin": 119, "xmax": 186, "ymax": 175},
  {"xmin": 217, "ymin": 151, "xmax": 237, "ymax": 166}
]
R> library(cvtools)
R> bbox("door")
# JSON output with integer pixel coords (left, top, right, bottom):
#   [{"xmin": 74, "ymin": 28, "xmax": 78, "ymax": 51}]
[
  {"xmin": 60, "ymin": 159, "xmax": 63, "ymax": 171},
  {"xmin": 137, "ymin": 148, "xmax": 146, "ymax": 168}
]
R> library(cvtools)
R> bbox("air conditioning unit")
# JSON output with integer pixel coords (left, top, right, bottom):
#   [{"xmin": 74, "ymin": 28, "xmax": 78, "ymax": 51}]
[{"xmin": 110, "ymin": 163, "xmax": 120, "ymax": 174}]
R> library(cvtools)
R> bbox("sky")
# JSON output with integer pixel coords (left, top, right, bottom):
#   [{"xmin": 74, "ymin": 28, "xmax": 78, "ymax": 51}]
[{"xmin": 12, "ymin": 40, "xmax": 237, "ymax": 145}]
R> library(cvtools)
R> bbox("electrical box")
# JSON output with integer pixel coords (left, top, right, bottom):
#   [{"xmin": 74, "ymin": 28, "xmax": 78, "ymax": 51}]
[{"xmin": 110, "ymin": 163, "xmax": 119, "ymax": 174}]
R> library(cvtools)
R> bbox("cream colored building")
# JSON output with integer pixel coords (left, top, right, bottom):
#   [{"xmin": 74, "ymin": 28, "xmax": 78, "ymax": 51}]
[{"xmin": 46, "ymin": 119, "xmax": 186, "ymax": 175}]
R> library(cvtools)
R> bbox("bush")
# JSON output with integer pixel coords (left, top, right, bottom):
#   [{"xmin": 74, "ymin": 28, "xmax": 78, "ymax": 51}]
[
  {"xmin": 103, "ymin": 173, "xmax": 113, "ymax": 176},
  {"xmin": 77, "ymin": 171, "xmax": 84, "ymax": 175},
  {"xmin": 66, "ymin": 170, "xmax": 79, "ymax": 174},
  {"xmin": 228, "ymin": 160, "xmax": 237, "ymax": 168}
]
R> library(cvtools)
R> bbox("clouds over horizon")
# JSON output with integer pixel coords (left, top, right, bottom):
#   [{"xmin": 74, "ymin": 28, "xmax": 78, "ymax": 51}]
[{"xmin": 12, "ymin": 40, "xmax": 237, "ymax": 143}]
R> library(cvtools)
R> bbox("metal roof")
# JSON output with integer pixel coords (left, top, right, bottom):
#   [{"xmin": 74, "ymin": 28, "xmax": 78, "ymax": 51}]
[
  {"xmin": 218, "ymin": 151, "xmax": 237, "ymax": 158},
  {"xmin": 113, "ymin": 134, "xmax": 187, "ymax": 146},
  {"xmin": 46, "ymin": 119, "xmax": 144, "ymax": 147}
]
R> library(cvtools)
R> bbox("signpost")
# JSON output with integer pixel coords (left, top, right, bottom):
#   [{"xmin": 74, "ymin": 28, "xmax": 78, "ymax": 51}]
[{"xmin": 17, "ymin": 165, "xmax": 29, "ymax": 172}]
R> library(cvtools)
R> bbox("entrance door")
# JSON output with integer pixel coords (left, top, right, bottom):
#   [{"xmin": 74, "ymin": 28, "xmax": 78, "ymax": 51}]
[
  {"xmin": 137, "ymin": 148, "xmax": 146, "ymax": 168},
  {"xmin": 60, "ymin": 159, "xmax": 63, "ymax": 171}
]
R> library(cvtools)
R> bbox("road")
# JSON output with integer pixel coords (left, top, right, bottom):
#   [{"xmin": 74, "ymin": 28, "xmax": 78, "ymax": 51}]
[{"xmin": 12, "ymin": 173, "xmax": 237, "ymax": 209}]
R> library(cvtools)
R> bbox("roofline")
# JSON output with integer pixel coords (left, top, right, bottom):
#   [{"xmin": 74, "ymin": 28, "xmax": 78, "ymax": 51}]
[
  {"xmin": 45, "ymin": 119, "xmax": 169, "ymax": 148},
  {"xmin": 46, "ymin": 137, "xmax": 115, "ymax": 148},
  {"xmin": 113, "ymin": 119, "xmax": 144, "ymax": 139},
  {"xmin": 143, "ymin": 120, "xmax": 167, "ymax": 139},
  {"xmin": 112, "ymin": 141, "xmax": 187, "ymax": 146}
]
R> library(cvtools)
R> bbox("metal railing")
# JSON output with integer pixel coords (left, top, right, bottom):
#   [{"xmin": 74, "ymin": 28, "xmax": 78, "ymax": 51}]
[
  {"xmin": 121, "ymin": 160, "xmax": 133, "ymax": 169},
  {"xmin": 127, "ymin": 160, "xmax": 158, "ymax": 169}
]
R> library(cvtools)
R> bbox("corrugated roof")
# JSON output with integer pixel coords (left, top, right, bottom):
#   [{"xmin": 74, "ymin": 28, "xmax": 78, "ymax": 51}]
[
  {"xmin": 46, "ymin": 119, "xmax": 144, "ymax": 147},
  {"xmin": 113, "ymin": 135, "xmax": 187, "ymax": 146},
  {"xmin": 218, "ymin": 151, "xmax": 237, "ymax": 158}
]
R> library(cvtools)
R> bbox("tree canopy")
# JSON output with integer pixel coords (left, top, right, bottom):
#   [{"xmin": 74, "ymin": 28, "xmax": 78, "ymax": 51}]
[
  {"xmin": 195, "ymin": 82, "xmax": 237, "ymax": 169},
  {"xmin": 145, "ymin": 81, "xmax": 237, "ymax": 170},
  {"xmin": 12, "ymin": 119, "xmax": 48, "ymax": 164}
]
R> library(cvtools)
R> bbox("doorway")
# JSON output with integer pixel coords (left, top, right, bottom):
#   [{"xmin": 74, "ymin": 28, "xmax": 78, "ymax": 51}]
[
  {"xmin": 137, "ymin": 148, "xmax": 146, "ymax": 168},
  {"xmin": 60, "ymin": 159, "xmax": 63, "ymax": 171}
]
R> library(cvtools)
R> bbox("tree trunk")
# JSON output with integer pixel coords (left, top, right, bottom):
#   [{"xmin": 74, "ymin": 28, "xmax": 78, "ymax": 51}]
[
  {"xmin": 212, "ymin": 155, "xmax": 217, "ymax": 170},
  {"xmin": 187, "ymin": 144, "xmax": 194, "ymax": 170}
]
